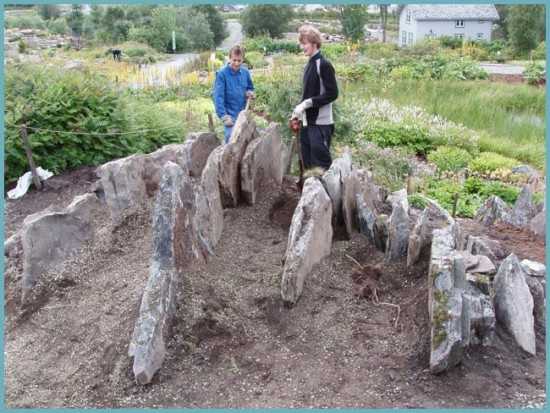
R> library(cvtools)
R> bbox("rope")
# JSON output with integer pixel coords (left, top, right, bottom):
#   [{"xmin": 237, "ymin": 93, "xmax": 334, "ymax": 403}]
[{"xmin": 5, "ymin": 122, "xmax": 185, "ymax": 136}]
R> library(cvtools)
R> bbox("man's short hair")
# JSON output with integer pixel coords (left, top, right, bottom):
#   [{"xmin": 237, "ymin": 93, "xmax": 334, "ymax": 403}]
[
  {"xmin": 229, "ymin": 45, "xmax": 244, "ymax": 58},
  {"xmin": 298, "ymin": 25, "xmax": 322, "ymax": 48}
]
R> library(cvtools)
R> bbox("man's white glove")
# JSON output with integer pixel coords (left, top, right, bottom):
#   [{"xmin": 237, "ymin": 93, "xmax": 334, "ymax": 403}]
[
  {"xmin": 222, "ymin": 114, "xmax": 234, "ymax": 127},
  {"xmin": 291, "ymin": 98, "xmax": 313, "ymax": 120}
]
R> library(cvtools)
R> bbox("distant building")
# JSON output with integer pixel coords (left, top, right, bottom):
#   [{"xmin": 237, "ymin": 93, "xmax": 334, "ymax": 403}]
[{"xmin": 398, "ymin": 4, "xmax": 499, "ymax": 46}]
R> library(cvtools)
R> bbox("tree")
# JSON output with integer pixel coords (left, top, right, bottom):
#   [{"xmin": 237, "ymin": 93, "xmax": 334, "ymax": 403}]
[
  {"xmin": 192, "ymin": 5, "xmax": 227, "ymax": 47},
  {"xmin": 177, "ymin": 8, "xmax": 214, "ymax": 50},
  {"xmin": 37, "ymin": 5, "xmax": 61, "ymax": 20},
  {"xmin": 507, "ymin": 5, "xmax": 545, "ymax": 55},
  {"xmin": 338, "ymin": 5, "xmax": 368, "ymax": 42},
  {"xmin": 66, "ymin": 4, "xmax": 84, "ymax": 45},
  {"xmin": 379, "ymin": 4, "xmax": 389, "ymax": 43},
  {"xmin": 241, "ymin": 5, "xmax": 294, "ymax": 38}
]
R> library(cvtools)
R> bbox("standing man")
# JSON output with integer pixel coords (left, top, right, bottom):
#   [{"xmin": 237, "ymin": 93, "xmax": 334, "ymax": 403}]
[
  {"xmin": 291, "ymin": 25, "xmax": 338, "ymax": 171},
  {"xmin": 213, "ymin": 45, "xmax": 255, "ymax": 143}
]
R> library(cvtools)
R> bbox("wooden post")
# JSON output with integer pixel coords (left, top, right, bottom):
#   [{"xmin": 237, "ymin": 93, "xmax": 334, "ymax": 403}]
[
  {"xmin": 452, "ymin": 193, "xmax": 459, "ymax": 218},
  {"xmin": 20, "ymin": 124, "xmax": 42, "ymax": 190},
  {"xmin": 406, "ymin": 171, "xmax": 413, "ymax": 194},
  {"xmin": 207, "ymin": 113, "xmax": 215, "ymax": 132}
]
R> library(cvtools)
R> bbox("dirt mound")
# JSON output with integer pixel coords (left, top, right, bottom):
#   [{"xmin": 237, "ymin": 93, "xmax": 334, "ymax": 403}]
[{"xmin": 4, "ymin": 175, "xmax": 546, "ymax": 408}]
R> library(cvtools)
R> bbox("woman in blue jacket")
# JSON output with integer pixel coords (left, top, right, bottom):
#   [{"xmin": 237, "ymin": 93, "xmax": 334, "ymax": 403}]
[{"xmin": 213, "ymin": 45, "xmax": 255, "ymax": 143}]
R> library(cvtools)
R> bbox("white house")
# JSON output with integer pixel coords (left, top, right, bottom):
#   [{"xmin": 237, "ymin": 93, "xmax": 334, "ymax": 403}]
[{"xmin": 398, "ymin": 4, "xmax": 499, "ymax": 47}]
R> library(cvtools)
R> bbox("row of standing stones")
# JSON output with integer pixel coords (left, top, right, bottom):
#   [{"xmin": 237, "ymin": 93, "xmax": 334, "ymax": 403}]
[{"xmin": 4, "ymin": 111, "xmax": 546, "ymax": 385}]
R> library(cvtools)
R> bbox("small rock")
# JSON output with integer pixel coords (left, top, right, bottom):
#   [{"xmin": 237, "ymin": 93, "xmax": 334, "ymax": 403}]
[{"xmin": 520, "ymin": 259, "xmax": 546, "ymax": 278}]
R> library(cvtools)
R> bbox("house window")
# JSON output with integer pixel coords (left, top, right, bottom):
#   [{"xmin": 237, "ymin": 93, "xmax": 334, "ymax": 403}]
[
  {"xmin": 477, "ymin": 33, "xmax": 484, "ymax": 39},
  {"xmin": 402, "ymin": 30, "xmax": 407, "ymax": 46},
  {"xmin": 406, "ymin": 10, "xmax": 411, "ymax": 23},
  {"xmin": 455, "ymin": 20, "xmax": 465, "ymax": 28},
  {"xmin": 408, "ymin": 32, "xmax": 413, "ymax": 45},
  {"xmin": 454, "ymin": 34, "xmax": 464, "ymax": 39}
]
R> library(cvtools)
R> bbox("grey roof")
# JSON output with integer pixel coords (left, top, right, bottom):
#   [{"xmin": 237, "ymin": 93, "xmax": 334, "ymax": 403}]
[{"xmin": 404, "ymin": 4, "xmax": 499, "ymax": 21}]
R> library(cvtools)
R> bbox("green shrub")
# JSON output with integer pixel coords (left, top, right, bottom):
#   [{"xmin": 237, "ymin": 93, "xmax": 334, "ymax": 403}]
[
  {"xmin": 337, "ymin": 62, "xmax": 376, "ymax": 81},
  {"xmin": 532, "ymin": 41, "xmax": 546, "ymax": 60},
  {"xmin": 409, "ymin": 193, "xmax": 429, "ymax": 209},
  {"xmin": 5, "ymin": 14, "xmax": 47, "ymax": 30},
  {"xmin": 427, "ymin": 146, "xmax": 473, "ymax": 172},
  {"xmin": 441, "ymin": 58, "xmax": 488, "ymax": 80},
  {"xmin": 244, "ymin": 36, "xmax": 300, "ymax": 55},
  {"xmin": 389, "ymin": 65, "xmax": 415, "ymax": 80},
  {"xmin": 424, "ymin": 178, "xmax": 483, "ymax": 218},
  {"xmin": 17, "ymin": 40, "xmax": 27, "ymax": 54},
  {"xmin": 354, "ymin": 144, "xmax": 412, "ymax": 191},
  {"xmin": 244, "ymin": 51, "xmax": 268, "ymax": 69},
  {"xmin": 125, "ymin": 47, "xmax": 147, "ymax": 57},
  {"xmin": 469, "ymin": 152, "xmax": 521, "ymax": 175},
  {"xmin": 350, "ymin": 98, "xmax": 479, "ymax": 156},
  {"xmin": 253, "ymin": 67, "xmax": 302, "ymax": 129},
  {"xmin": 367, "ymin": 123, "xmax": 434, "ymax": 156},
  {"xmin": 4, "ymin": 65, "xmax": 185, "ymax": 184},
  {"xmin": 362, "ymin": 42, "xmax": 399, "ymax": 59},
  {"xmin": 46, "ymin": 17, "xmax": 69, "ymax": 35},
  {"xmin": 439, "ymin": 36, "xmax": 463, "ymax": 49},
  {"xmin": 524, "ymin": 61, "xmax": 546, "ymax": 85},
  {"xmin": 322, "ymin": 43, "xmax": 349, "ymax": 60}
]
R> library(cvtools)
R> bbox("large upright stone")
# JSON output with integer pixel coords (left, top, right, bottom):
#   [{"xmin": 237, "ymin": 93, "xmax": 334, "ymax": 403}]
[
  {"xmin": 386, "ymin": 188, "xmax": 409, "ymax": 211},
  {"xmin": 97, "ymin": 154, "xmax": 148, "ymax": 222},
  {"xmin": 181, "ymin": 132, "xmax": 220, "ymax": 177},
  {"xmin": 465, "ymin": 235, "xmax": 508, "ymax": 266},
  {"xmin": 4, "ymin": 231, "xmax": 22, "ymax": 258},
  {"xmin": 129, "ymin": 162, "xmax": 205, "ymax": 385},
  {"xmin": 475, "ymin": 196, "xmax": 512, "ymax": 227},
  {"xmin": 281, "ymin": 178, "xmax": 333, "ymax": 305},
  {"xmin": 407, "ymin": 198, "xmax": 454, "ymax": 267},
  {"xmin": 220, "ymin": 111, "xmax": 258, "ymax": 207},
  {"xmin": 529, "ymin": 197, "xmax": 546, "ymax": 238},
  {"xmin": 357, "ymin": 193, "xmax": 377, "ymax": 244},
  {"xmin": 385, "ymin": 189, "xmax": 410, "ymax": 262},
  {"xmin": 199, "ymin": 146, "xmax": 224, "ymax": 251},
  {"xmin": 462, "ymin": 284, "xmax": 496, "ymax": 347},
  {"xmin": 429, "ymin": 224, "xmax": 466, "ymax": 373},
  {"xmin": 524, "ymin": 275, "xmax": 545, "ymax": 330},
  {"xmin": 240, "ymin": 123, "xmax": 283, "ymax": 205},
  {"xmin": 493, "ymin": 254, "xmax": 536, "ymax": 355},
  {"xmin": 321, "ymin": 150, "xmax": 352, "ymax": 224},
  {"xmin": 342, "ymin": 168, "xmax": 360, "ymax": 238},
  {"xmin": 21, "ymin": 193, "xmax": 102, "ymax": 300},
  {"xmin": 510, "ymin": 185, "xmax": 537, "ymax": 228},
  {"xmin": 97, "ymin": 140, "xmax": 219, "ymax": 223}
]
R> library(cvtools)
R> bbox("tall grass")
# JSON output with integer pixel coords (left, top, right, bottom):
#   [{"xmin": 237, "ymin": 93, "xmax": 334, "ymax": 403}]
[{"xmin": 342, "ymin": 79, "xmax": 545, "ymax": 169}]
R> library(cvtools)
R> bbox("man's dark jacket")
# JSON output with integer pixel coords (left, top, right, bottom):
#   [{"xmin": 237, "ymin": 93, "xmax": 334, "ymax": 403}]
[{"xmin": 301, "ymin": 51, "xmax": 338, "ymax": 126}]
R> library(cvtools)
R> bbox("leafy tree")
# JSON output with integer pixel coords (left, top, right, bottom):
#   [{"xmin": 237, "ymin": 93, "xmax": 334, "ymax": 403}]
[
  {"xmin": 379, "ymin": 4, "xmax": 388, "ymax": 43},
  {"xmin": 37, "ymin": 5, "xmax": 61, "ymax": 20},
  {"xmin": 179, "ymin": 9, "xmax": 214, "ymax": 50},
  {"xmin": 66, "ymin": 4, "xmax": 84, "ymax": 40},
  {"xmin": 90, "ymin": 5, "xmax": 103, "ymax": 26},
  {"xmin": 192, "ymin": 5, "xmax": 227, "ymax": 46},
  {"xmin": 339, "ymin": 5, "xmax": 368, "ymax": 42},
  {"xmin": 506, "ymin": 5, "xmax": 545, "ymax": 55},
  {"xmin": 241, "ymin": 5, "xmax": 294, "ymax": 38}
]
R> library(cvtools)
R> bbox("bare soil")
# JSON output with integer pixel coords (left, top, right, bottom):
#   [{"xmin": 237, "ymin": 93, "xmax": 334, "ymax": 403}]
[{"xmin": 3, "ymin": 173, "xmax": 546, "ymax": 408}]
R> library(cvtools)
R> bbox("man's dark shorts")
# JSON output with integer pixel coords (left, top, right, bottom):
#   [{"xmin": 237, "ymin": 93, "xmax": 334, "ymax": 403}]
[{"xmin": 300, "ymin": 124, "xmax": 334, "ymax": 170}]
